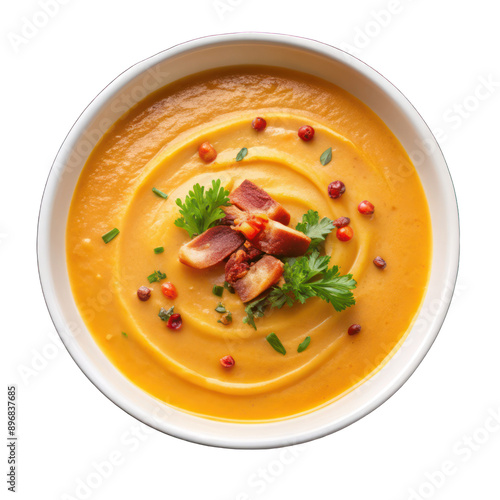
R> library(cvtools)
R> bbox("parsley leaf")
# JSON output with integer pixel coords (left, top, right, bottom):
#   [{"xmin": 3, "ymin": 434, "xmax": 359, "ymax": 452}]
[
  {"xmin": 242, "ymin": 286, "xmax": 293, "ymax": 329},
  {"xmin": 243, "ymin": 251, "xmax": 356, "ymax": 329},
  {"xmin": 296, "ymin": 210, "xmax": 335, "ymax": 251},
  {"xmin": 243, "ymin": 296, "xmax": 269, "ymax": 329},
  {"xmin": 174, "ymin": 179, "xmax": 231, "ymax": 238},
  {"xmin": 147, "ymin": 270, "xmax": 167, "ymax": 283}
]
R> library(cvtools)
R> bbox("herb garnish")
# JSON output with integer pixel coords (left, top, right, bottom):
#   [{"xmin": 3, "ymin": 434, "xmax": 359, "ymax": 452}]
[
  {"xmin": 212, "ymin": 285, "xmax": 224, "ymax": 297},
  {"xmin": 320, "ymin": 147, "xmax": 332, "ymax": 166},
  {"xmin": 121, "ymin": 331, "xmax": 128, "ymax": 338},
  {"xmin": 236, "ymin": 147, "xmax": 248, "ymax": 162},
  {"xmin": 266, "ymin": 333, "xmax": 286, "ymax": 355},
  {"xmin": 215, "ymin": 303, "xmax": 227, "ymax": 314},
  {"xmin": 217, "ymin": 312, "xmax": 233, "ymax": 325},
  {"xmin": 158, "ymin": 306, "xmax": 174, "ymax": 321},
  {"xmin": 278, "ymin": 252, "xmax": 356, "ymax": 308},
  {"xmin": 154, "ymin": 246, "xmax": 164, "ymax": 254},
  {"xmin": 243, "ymin": 251, "xmax": 356, "ymax": 329},
  {"xmin": 296, "ymin": 210, "xmax": 334, "ymax": 251},
  {"xmin": 224, "ymin": 281, "xmax": 235, "ymax": 294},
  {"xmin": 147, "ymin": 270, "xmax": 167, "ymax": 283},
  {"xmin": 297, "ymin": 336, "xmax": 311, "ymax": 353},
  {"xmin": 102, "ymin": 228, "xmax": 120, "ymax": 244},
  {"xmin": 152, "ymin": 187, "xmax": 168, "ymax": 199},
  {"xmin": 243, "ymin": 296, "xmax": 269, "ymax": 330},
  {"xmin": 174, "ymin": 179, "xmax": 231, "ymax": 238}
]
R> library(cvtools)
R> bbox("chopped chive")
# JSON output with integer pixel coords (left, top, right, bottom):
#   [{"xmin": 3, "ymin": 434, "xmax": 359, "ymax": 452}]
[
  {"xmin": 147, "ymin": 270, "xmax": 167, "ymax": 283},
  {"xmin": 152, "ymin": 187, "xmax": 168, "ymax": 199},
  {"xmin": 121, "ymin": 332, "xmax": 128, "ymax": 338},
  {"xmin": 154, "ymin": 246, "xmax": 164, "ymax": 254},
  {"xmin": 102, "ymin": 228, "xmax": 119, "ymax": 244},
  {"xmin": 212, "ymin": 284, "xmax": 224, "ymax": 297},
  {"xmin": 297, "ymin": 336, "xmax": 311, "ymax": 353},
  {"xmin": 158, "ymin": 306, "xmax": 174, "ymax": 321},
  {"xmin": 223, "ymin": 281, "xmax": 235, "ymax": 294},
  {"xmin": 215, "ymin": 303, "xmax": 226, "ymax": 314},
  {"xmin": 266, "ymin": 332, "xmax": 286, "ymax": 355},
  {"xmin": 236, "ymin": 147, "xmax": 248, "ymax": 162}
]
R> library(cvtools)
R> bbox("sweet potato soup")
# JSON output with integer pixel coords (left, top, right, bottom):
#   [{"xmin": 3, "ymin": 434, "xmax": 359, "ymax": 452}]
[{"xmin": 66, "ymin": 66, "xmax": 431, "ymax": 421}]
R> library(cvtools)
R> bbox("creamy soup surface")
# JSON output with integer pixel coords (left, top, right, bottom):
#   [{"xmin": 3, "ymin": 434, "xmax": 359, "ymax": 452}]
[{"xmin": 66, "ymin": 66, "xmax": 432, "ymax": 421}]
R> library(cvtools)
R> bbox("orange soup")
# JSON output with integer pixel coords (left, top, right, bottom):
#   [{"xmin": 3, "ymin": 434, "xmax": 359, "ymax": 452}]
[{"xmin": 66, "ymin": 66, "xmax": 431, "ymax": 421}]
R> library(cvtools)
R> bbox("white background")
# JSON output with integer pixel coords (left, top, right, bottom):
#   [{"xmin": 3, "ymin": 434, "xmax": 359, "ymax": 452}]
[{"xmin": 2, "ymin": 0, "xmax": 500, "ymax": 499}]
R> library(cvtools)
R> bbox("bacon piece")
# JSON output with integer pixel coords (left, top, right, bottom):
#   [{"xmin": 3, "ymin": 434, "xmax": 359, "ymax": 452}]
[
  {"xmin": 178, "ymin": 226, "xmax": 245, "ymax": 269},
  {"xmin": 225, "ymin": 249, "xmax": 251, "ymax": 284},
  {"xmin": 232, "ymin": 213, "xmax": 269, "ymax": 240},
  {"xmin": 220, "ymin": 205, "xmax": 245, "ymax": 226},
  {"xmin": 243, "ymin": 241, "xmax": 263, "ymax": 260},
  {"xmin": 233, "ymin": 255, "xmax": 284, "ymax": 302},
  {"xmin": 225, "ymin": 243, "xmax": 264, "ymax": 284},
  {"xmin": 230, "ymin": 180, "xmax": 291, "ymax": 225},
  {"xmin": 248, "ymin": 219, "xmax": 311, "ymax": 257}
]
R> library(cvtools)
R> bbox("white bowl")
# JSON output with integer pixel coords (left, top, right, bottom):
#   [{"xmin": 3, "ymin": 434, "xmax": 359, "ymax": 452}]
[{"xmin": 38, "ymin": 33, "xmax": 459, "ymax": 449}]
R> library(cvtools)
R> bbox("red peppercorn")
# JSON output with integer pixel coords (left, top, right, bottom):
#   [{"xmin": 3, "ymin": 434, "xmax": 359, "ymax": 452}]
[
  {"xmin": 198, "ymin": 142, "xmax": 217, "ymax": 163},
  {"xmin": 373, "ymin": 256, "xmax": 387, "ymax": 269},
  {"xmin": 167, "ymin": 313, "xmax": 182, "ymax": 330},
  {"xmin": 358, "ymin": 200, "xmax": 375, "ymax": 215},
  {"xmin": 252, "ymin": 117, "xmax": 267, "ymax": 131},
  {"xmin": 298, "ymin": 125, "xmax": 315, "ymax": 141},
  {"xmin": 220, "ymin": 355, "xmax": 235, "ymax": 368},
  {"xmin": 328, "ymin": 180, "xmax": 346, "ymax": 199},
  {"xmin": 137, "ymin": 286, "xmax": 151, "ymax": 301},
  {"xmin": 332, "ymin": 216, "xmax": 350, "ymax": 228},
  {"xmin": 336, "ymin": 226, "xmax": 353, "ymax": 241},
  {"xmin": 161, "ymin": 282, "xmax": 178, "ymax": 299},
  {"xmin": 348, "ymin": 324, "xmax": 361, "ymax": 335}
]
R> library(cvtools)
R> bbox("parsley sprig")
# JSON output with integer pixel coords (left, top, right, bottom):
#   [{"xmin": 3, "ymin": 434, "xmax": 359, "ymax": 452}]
[
  {"xmin": 295, "ymin": 210, "xmax": 334, "ymax": 251},
  {"xmin": 280, "ymin": 252, "xmax": 356, "ymax": 308},
  {"xmin": 243, "ymin": 251, "xmax": 356, "ymax": 329},
  {"xmin": 174, "ymin": 179, "xmax": 230, "ymax": 238}
]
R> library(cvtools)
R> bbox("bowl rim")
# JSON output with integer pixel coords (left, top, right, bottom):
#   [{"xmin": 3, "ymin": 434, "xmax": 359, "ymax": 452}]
[{"xmin": 37, "ymin": 31, "xmax": 460, "ymax": 449}]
